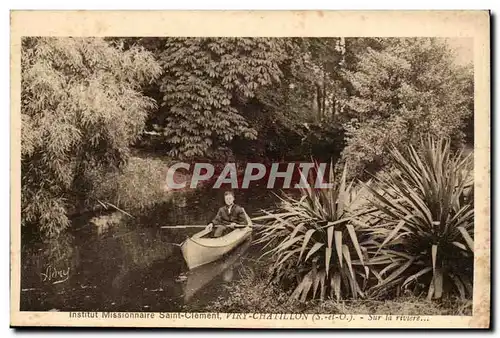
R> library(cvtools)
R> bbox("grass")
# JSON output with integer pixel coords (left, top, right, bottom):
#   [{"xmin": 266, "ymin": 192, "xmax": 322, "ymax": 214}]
[
  {"xmin": 92, "ymin": 155, "xmax": 177, "ymax": 214},
  {"xmin": 362, "ymin": 136, "xmax": 474, "ymax": 300},
  {"xmin": 186, "ymin": 263, "xmax": 472, "ymax": 316}
]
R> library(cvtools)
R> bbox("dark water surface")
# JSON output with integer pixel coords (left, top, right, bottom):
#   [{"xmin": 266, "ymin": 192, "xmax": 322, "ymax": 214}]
[{"xmin": 20, "ymin": 187, "xmax": 281, "ymax": 312}]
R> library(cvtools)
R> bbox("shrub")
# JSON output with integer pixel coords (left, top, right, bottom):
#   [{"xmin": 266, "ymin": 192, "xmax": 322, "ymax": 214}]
[
  {"xmin": 363, "ymin": 136, "xmax": 474, "ymax": 300},
  {"xmin": 21, "ymin": 37, "xmax": 162, "ymax": 237},
  {"xmin": 340, "ymin": 38, "xmax": 473, "ymax": 179}
]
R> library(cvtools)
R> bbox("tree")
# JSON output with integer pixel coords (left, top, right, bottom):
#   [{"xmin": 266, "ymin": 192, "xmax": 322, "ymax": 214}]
[
  {"xmin": 21, "ymin": 37, "xmax": 162, "ymax": 237},
  {"xmin": 150, "ymin": 37, "xmax": 287, "ymax": 159},
  {"xmin": 339, "ymin": 37, "xmax": 474, "ymax": 178},
  {"xmin": 133, "ymin": 37, "xmax": 347, "ymax": 163}
]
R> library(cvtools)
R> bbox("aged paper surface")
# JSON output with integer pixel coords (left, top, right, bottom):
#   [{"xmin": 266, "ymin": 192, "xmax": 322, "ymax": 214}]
[{"xmin": 10, "ymin": 10, "xmax": 490, "ymax": 328}]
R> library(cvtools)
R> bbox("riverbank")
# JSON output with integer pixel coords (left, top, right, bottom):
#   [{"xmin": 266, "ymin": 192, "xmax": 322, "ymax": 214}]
[{"xmin": 184, "ymin": 265, "xmax": 473, "ymax": 316}]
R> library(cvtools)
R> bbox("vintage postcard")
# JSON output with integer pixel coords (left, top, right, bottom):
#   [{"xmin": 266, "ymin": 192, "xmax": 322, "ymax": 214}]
[{"xmin": 10, "ymin": 10, "xmax": 490, "ymax": 328}]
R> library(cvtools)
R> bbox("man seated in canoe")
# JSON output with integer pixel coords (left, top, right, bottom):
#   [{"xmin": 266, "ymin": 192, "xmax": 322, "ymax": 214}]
[{"xmin": 205, "ymin": 191, "xmax": 251, "ymax": 237}]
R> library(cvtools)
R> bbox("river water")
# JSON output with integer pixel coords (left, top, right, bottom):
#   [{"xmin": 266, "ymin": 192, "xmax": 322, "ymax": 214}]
[{"xmin": 20, "ymin": 186, "xmax": 282, "ymax": 312}]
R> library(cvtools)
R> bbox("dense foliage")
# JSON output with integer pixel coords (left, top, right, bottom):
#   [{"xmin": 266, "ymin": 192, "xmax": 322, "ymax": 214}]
[
  {"xmin": 136, "ymin": 37, "xmax": 349, "ymax": 161},
  {"xmin": 21, "ymin": 33, "xmax": 476, "ymax": 316},
  {"xmin": 90, "ymin": 156, "xmax": 173, "ymax": 213},
  {"xmin": 255, "ymin": 137, "xmax": 474, "ymax": 301},
  {"xmin": 21, "ymin": 36, "xmax": 474, "ymax": 246},
  {"xmin": 21, "ymin": 37, "xmax": 161, "ymax": 236}
]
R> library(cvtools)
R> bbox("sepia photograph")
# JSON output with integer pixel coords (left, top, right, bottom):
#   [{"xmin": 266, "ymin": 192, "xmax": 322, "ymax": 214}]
[{"xmin": 10, "ymin": 10, "xmax": 490, "ymax": 328}]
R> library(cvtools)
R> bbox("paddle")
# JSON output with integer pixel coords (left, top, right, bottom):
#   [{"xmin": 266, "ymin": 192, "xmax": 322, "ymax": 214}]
[{"xmin": 161, "ymin": 225, "xmax": 214, "ymax": 229}]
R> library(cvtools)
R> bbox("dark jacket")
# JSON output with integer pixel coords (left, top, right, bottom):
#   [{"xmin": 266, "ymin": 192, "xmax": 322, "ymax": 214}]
[{"xmin": 211, "ymin": 204, "xmax": 248, "ymax": 226}]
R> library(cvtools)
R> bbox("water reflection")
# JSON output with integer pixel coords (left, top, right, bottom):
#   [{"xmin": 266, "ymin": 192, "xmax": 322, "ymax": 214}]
[
  {"xmin": 21, "ymin": 186, "xmax": 278, "ymax": 312},
  {"xmin": 182, "ymin": 238, "xmax": 252, "ymax": 303}
]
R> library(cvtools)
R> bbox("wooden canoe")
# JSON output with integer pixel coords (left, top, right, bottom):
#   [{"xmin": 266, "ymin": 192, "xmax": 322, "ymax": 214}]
[{"xmin": 181, "ymin": 226, "xmax": 253, "ymax": 270}]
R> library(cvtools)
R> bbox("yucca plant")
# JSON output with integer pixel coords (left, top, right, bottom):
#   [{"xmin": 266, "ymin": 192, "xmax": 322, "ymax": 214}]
[
  {"xmin": 253, "ymin": 161, "xmax": 377, "ymax": 302},
  {"xmin": 363, "ymin": 136, "xmax": 474, "ymax": 300}
]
